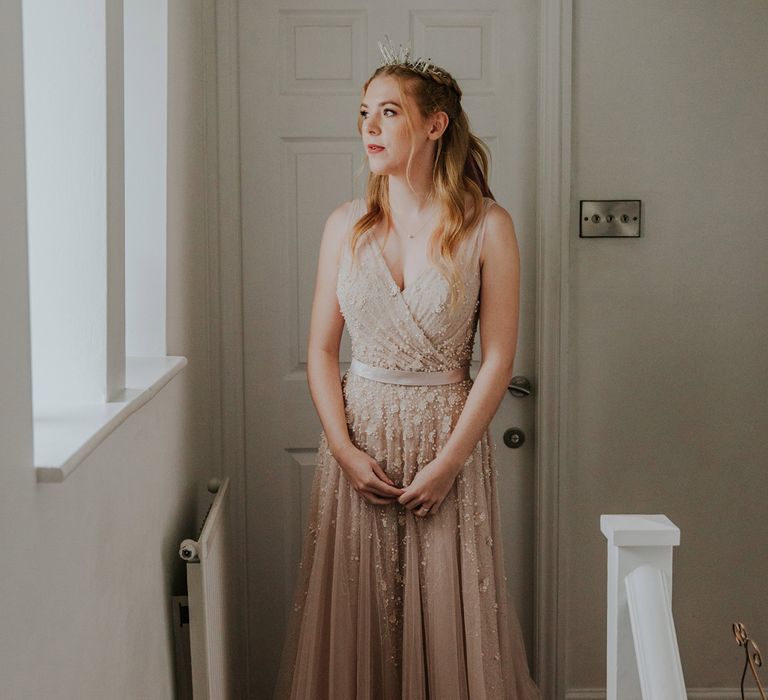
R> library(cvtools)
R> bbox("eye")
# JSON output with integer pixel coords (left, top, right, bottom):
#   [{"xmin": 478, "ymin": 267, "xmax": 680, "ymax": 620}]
[{"xmin": 359, "ymin": 108, "xmax": 397, "ymax": 119}]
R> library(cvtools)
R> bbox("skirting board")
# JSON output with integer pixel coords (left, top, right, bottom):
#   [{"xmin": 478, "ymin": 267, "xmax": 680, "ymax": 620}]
[{"xmin": 565, "ymin": 690, "xmax": 763, "ymax": 699}]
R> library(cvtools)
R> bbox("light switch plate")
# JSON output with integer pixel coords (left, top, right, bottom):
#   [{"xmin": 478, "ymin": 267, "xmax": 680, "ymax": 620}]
[{"xmin": 579, "ymin": 200, "xmax": 641, "ymax": 237}]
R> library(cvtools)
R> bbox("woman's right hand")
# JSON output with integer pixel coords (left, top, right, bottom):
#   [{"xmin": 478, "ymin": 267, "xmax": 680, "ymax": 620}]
[{"xmin": 334, "ymin": 444, "xmax": 405, "ymax": 505}]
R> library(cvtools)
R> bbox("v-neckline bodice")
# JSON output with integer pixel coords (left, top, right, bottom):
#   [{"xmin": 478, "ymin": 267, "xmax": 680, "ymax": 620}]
[{"xmin": 369, "ymin": 230, "xmax": 437, "ymax": 296}]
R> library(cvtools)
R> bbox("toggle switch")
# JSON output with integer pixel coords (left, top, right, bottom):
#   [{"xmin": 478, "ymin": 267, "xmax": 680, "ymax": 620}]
[{"xmin": 579, "ymin": 200, "xmax": 641, "ymax": 237}]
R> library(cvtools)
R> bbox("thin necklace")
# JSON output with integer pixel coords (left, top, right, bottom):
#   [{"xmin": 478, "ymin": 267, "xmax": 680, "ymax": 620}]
[
  {"xmin": 397, "ymin": 215, "xmax": 434, "ymax": 239},
  {"xmin": 389, "ymin": 201, "xmax": 439, "ymax": 239}
]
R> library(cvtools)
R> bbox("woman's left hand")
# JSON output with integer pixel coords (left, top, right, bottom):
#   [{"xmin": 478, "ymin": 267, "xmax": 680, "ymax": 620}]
[{"xmin": 397, "ymin": 458, "xmax": 459, "ymax": 517}]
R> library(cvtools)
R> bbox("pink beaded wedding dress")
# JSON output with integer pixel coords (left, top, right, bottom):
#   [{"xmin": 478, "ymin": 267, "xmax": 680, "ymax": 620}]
[{"xmin": 273, "ymin": 196, "xmax": 540, "ymax": 699}]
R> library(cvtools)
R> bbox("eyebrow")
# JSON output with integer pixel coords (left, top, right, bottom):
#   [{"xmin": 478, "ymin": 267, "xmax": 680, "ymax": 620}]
[{"xmin": 360, "ymin": 101, "xmax": 402, "ymax": 108}]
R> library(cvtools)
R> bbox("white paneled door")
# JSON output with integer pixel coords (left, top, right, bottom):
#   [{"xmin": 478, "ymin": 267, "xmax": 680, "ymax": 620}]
[{"xmin": 238, "ymin": 1, "xmax": 540, "ymax": 694}]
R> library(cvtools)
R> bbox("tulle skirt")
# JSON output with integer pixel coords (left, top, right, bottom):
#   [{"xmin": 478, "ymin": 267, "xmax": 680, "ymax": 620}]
[{"xmin": 273, "ymin": 372, "xmax": 540, "ymax": 699}]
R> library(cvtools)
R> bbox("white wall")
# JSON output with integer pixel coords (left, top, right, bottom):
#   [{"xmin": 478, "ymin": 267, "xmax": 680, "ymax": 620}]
[
  {"xmin": 565, "ymin": 0, "xmax": 768, "ymax": 694},
  {"xmin": 0, "ymin": 1, "xmax": 223, "ymax": 697}
]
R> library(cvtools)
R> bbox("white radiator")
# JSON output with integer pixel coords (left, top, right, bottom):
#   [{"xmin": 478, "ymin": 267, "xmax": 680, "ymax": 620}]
[{"xmin": 179, "ymin": 477, "xmax": 232, "ymax": 700}]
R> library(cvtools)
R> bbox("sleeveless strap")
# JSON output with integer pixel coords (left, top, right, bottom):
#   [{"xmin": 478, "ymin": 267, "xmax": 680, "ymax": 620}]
[{"xmin": 348, "ymin": 358, "xmax": 470, "ymax": 386}]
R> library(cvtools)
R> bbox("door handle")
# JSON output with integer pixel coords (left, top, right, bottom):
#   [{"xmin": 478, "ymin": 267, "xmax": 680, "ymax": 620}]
[{"xmin": 507, "ymin": 376, "xmax": 532, "ymax": 398}]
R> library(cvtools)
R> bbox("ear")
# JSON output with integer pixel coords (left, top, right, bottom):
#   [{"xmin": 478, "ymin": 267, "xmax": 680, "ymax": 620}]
[{"xmin": 427, "ymin": 111, "xmax": 449, "ymax": 141}]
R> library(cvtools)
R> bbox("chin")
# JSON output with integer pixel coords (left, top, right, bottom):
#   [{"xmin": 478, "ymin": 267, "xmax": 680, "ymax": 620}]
[{"xmin": 368, "ymin": 162, "xmax": 394, "ymax": 176}]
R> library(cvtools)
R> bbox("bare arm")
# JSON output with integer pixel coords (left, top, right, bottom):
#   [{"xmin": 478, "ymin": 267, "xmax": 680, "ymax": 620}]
[
  {"xmin": 307, "ymin": 201, "xmax": 405, "ymax": 504},
  {"xmin": 438, "ymin": 202, "xmax": 520, "ymax": 473},
  {"xmin": 306, "ymin": 201, "xmax": 353, "ymax": 458}
]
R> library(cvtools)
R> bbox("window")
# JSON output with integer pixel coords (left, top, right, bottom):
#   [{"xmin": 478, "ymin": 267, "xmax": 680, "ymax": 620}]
[{"xmin": 23, "ymin": 0, "xmax": 185, "ymax": 482}]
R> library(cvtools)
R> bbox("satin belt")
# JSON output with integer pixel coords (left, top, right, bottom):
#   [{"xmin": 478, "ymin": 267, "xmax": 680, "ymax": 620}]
[{"xmin": 348, "ymin": 358, "xmax": 470, "ymax": 386}]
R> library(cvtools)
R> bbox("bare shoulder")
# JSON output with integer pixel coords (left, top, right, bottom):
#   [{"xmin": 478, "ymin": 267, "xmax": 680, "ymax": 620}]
[
  {"xmin": 321, "ymin": 198, "xmax": 357, "ymax": 264},
  {"xmin": 480, "ymin": 200, "xmax": 518, "ymax": 267},
  {"xmin": 325, "ymin": 199, "xmax": 355, "ymax": 240}
]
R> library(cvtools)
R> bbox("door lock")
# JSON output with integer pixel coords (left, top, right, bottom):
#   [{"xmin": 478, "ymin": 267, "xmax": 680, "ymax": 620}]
[{"xmin": 503, "ymin": 428, "xmax": 526, "ymax": 449}]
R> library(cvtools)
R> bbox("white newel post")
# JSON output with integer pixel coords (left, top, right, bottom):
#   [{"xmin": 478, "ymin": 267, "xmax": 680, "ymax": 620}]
[{"xmin": 600, "ymin": 514, "xmax": 682, "ymax": 700}]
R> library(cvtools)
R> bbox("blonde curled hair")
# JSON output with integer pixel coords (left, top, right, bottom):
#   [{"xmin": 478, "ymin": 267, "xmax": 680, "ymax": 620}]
[{"xmin": 350, "ymin": 63, "xmax": 494, "ymax": 312}]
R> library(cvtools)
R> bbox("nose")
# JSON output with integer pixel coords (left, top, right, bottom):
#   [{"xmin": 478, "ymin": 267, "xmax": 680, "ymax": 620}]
[{"xmin": 367, "ymin": 114, "xmax": 380, "ymax": 134}]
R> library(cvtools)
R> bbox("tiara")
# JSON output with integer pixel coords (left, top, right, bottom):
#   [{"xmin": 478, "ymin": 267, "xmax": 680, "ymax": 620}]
[{"xmin": 377, "ymin": 35, "xmax": 446, "ymax": 79}]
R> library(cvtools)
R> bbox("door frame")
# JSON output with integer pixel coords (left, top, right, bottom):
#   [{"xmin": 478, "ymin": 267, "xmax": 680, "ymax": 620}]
[
  {"xmin": 535, "ymin": 1, "xmax": 572, "ymax": 697},
  {"xmin": 207, "ymin": 0, "xmax": 574, "ymax": 696},
  {"xmin": 203, "ymin": 0, "xmax": 250, "ymax": 697}
]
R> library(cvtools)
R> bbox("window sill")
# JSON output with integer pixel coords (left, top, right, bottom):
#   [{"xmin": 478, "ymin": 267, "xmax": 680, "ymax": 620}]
[{"xmin": 34, "ymin": 355, "xmax": 188, "ymax": 483}]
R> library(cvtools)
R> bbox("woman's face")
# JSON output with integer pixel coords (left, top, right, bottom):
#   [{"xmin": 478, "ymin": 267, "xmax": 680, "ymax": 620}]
[{"xmin": 360, "ymin": 75, "xmax": 432, "ymax": 176}]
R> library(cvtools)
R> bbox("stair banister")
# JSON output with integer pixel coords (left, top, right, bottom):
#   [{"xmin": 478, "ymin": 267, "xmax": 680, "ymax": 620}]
[{"xmin": 600, "ymin": 514, "xmax": 686, "ymax": 700}]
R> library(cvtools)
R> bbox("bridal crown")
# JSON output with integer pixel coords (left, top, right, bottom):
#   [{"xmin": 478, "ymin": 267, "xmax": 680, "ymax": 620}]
[{"xmin": 377, "ymin": 35, "xmax": 448, "ymax": 81}]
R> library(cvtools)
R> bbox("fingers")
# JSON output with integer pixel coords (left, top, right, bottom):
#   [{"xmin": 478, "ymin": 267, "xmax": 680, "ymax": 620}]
[
  {"xmin": 400, "ymin": 493, "xmax": 434, "ymax": 516},
  {"xmin": 398, "ymin": 487, "xmax": 444, "ymax": 517},
  {"xmin": 400, "ymin": 497, "xmax": 430, "ymax": 516},
  {"xmin": 357, "ymin": 466, "xmax": 402, "ymax": 505},
  {"xmin": 397, "ymin": 488, "xmax": 420, "ymax": 507},
  {"xmin": 361, "ymin": 493, "xmax": 433, "ymax": 512},
  {"xmin": 371, "ymin": 461, "xmax": 395, "ymax": 487},
  {"xmin": 363, "ymin": 492, "xmax": 398, "ymax": 506},
  {"xmin": 364, "ymin": 461, "xmax": 404, "ymax": 498},
  {"xmin": 365, "ymin": 478, "xmax": 405, "ymax": 499},
  {"xmin": 361, "ymin": 490, "xmax": 440, "ymax": 514}
]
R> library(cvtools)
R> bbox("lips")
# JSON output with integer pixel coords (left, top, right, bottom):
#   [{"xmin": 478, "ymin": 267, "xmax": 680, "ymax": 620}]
[{"xmin": 367, "ymin": 144, "xmax": 385, "ymax": 153}]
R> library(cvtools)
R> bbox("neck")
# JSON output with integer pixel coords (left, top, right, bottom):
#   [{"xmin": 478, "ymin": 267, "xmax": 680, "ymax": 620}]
[{"xmin": 386, "ymin": 166, "xmax": 437, "ymax": 218}]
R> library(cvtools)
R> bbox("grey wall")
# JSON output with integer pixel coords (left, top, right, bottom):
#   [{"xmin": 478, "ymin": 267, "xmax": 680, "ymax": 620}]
[
  {"xmin": 0, "ymin": 1, "xmax": 219, "ymax": 697},
  {"xmin": 565, "ymin": 0, "xmax": 768, "ymax": 693}
]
